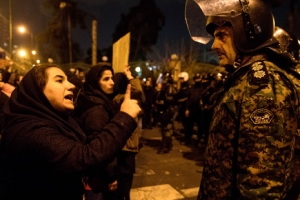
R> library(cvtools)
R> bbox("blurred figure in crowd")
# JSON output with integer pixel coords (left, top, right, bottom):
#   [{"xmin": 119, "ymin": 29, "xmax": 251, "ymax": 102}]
[
  {"xmin": 185, "ymin": 72, "xmax": 204, "ymax": 147},
  {"xmin": 156, "ymin": 72, "xmax": 177, "ymax": 154},
  {"xmin": 176, "ymin": 72, "xmax": 191, "ymax": 144},
  {"xmin": 77, "ymin": 67, "xmax": 85, "ymax": 83},
  {"xmin": 113, "ymin": 66, "xmax": 144, "ymax": 200},
  {"xmin": 0, "ymin": 51, "xmax": 9, "ymax": 70},
  {"xmin": 66, "ymin": 67, "xmax": 84, "ymax": 102},
  {"xmin": 0, "ymin": 53, "xmax": 15, "ymax": 133},
  {"xmin": 152, "ymin": 82, "xmax": 163, "ymax": 127},
  {"xmin": 142, "ymin": 79, "xmax": 155, "ymax": 129}
]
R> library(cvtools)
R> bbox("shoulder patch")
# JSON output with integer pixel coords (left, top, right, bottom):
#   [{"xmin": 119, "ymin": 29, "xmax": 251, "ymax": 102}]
[
  {"xmin": 250, "ymin": 108, "xmax": 274, "ymax": 125},
  {"xmin": 249, "ymin": 61, "xmax": 269, "ymax": 85}
]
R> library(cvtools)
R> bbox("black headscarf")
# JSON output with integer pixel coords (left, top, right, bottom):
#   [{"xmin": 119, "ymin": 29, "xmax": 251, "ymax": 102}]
[
  {"xmin": 113, "ymin": 72, "xmax": 128, "ymax": 95},
  {"xmin": 75, "ymin": 65, "xmax": 119, "ymax": 118},
  {"xmin": 2, "ymin": 65, "xmax": 86, "ymax": 141}
]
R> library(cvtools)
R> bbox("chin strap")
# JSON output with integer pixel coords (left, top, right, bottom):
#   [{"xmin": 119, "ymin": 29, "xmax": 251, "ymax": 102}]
[
  {"xmin": 225, "ymin": 54, "xmax": 244, "ymax": 73},
  {"xmin": 233, "ymin": 53, "xmax": 244, "ymax": 68}
]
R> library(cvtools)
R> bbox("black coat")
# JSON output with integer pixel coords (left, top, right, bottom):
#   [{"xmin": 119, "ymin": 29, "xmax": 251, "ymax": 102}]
[
  {"xmin": 0, "ymin": 66, "xmax": 137, "ymax": 200},
  {"xmin": 73, "ymin": 65, "xmax": 120, "ymax": 190}
]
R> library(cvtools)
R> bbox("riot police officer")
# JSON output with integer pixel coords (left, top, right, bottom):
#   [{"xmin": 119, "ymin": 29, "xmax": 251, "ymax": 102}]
[
  {"xmin": 185, "ymin": 0, "xmax": 300, "ymax": 199},
  {"xmin": 266, "ymin": 26, "xmax": 300, "ymax": 200},
  {"xmin": 176, "ymin": 72, "xmax": 191, "ymax": 144},
  {"xmin": 156, "ymin": 72, "xmax": 177, "ymax": 154},
  {"xmin": 185, "ymin": 73, "xmax": 203, "ymax": 147}
]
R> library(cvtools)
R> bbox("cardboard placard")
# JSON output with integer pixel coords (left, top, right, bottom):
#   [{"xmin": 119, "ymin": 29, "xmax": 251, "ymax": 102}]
[{"xmin": 113, "ymin": 32, "xmax": 130, "ymax": 73}]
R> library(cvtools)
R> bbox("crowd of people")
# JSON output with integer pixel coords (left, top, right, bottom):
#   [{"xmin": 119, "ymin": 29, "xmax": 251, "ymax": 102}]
[
  {"xmin": 0, "ymin": 59, "xmax": 142, "ymax": 200},
  {"xmin": 1, "ymin": 55, "xmax": 218, "ymax": 199},
  {"xmin": 0, "ymin": 49, "xmax": 225, "ymax": 200},
  {"xmin": 139, "ymin": 70, "xmax": 225, "ymax": 154},
  {"xmin": 1, "ymin": 0, "xmax": 300, "ymax": 199}
]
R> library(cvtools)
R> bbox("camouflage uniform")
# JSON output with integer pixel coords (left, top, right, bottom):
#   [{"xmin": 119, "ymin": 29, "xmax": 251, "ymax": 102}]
[
  {"xmin": 198, "ymin": 55, "xmax": 299, "ymax": 199},
  {"xmin": 282, "ymin": 66, "xmax": 300, "ymax": 192}
]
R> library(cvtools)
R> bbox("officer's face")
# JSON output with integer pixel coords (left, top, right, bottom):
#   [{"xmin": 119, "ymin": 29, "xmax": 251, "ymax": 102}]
[{"xmin": 211, "ymin": 26, "xmax": 238, "ymax": 67}]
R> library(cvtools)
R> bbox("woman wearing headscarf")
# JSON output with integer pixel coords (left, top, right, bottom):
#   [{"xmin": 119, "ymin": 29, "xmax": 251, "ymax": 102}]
[
  {"xmin": 72, "ymin": 64, "xmax": 119, "ymax": 200},
  {"xmin": 0, "ymin": 64, "xmax": 141, "ymax": 200}
]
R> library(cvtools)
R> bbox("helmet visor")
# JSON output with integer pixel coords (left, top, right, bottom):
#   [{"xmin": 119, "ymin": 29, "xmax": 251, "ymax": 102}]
[
  {"xmin": 185, "ymin": 0, "xmax": 242, "ymax": 44},
  {"xmin": 185, "ymin": 0, "xmax": 212, "ymax": 44},
  {"xmin": 195, "ymin": 0, "xmax": 241, "ymax": 16}
]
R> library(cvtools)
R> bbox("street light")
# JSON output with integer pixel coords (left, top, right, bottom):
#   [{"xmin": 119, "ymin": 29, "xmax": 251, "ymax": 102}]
[
  {"xmin": 18, "ymin": 26, "xmax": 36, "ymax": 64},
  {"xmin": 60, "ymin": 2, "xmax": 73, "ymax": 68},
  {"xmin": 18, "ymin": 26, "xmax": 34, "ymax": 50},
  {"xmin": 18, "ymin": 49, "xmax": 26, "ymax": 58}
]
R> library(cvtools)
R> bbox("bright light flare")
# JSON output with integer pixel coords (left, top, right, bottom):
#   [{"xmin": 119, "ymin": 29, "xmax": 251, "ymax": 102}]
[
  {"xmin": 135, "ymin": 67, "xmax": 141, "ymax": 72},
  {"xmin": 18, "ymin": 26, "xmax": 26, "ymax": 33},
  {"xmin": 19, "ymin": 50, "xmax": 26, "ymax": 57}
]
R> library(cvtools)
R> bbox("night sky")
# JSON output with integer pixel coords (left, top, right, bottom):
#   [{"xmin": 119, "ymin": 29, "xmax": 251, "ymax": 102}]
[{"xmin": 0, "ymin": 0, "xmax": 297, "ymax": 58}]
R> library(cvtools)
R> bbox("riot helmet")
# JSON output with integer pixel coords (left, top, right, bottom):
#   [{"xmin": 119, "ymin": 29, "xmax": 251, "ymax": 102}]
[
  {"xmin": 268, "ymin": 27, "xmax": 299, "ymax": 64},
  {"xmin": 185, "ymin": 0, "xmax": 277, "ymax": 53},
  {"xmin": 178, "ymin": 72, "xmax": 189, "ymax": 82},
  {"xmin": 162, "ymin": 72, "xmax": 173, "ymax": 84},
  {"xmin": 201, "ymin": 73, "xmax": 210, "ymax": 83},
  {"xmin": 193, "ymin": 72, "xmax": 202, "ymax": 82}
]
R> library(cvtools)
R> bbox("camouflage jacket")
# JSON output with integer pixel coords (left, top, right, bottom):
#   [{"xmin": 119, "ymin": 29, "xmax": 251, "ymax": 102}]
[
  {"xmin": 198, "ymin": 55, "xmax": 299, "ymax": 200},
  {"xmin": 282, "ymin": 66, "xmax": 300, "ymax": 183}
]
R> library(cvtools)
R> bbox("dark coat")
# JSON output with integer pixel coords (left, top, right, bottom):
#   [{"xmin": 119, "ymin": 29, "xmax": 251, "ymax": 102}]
[
  {"xmin": 0, "ymin": 66, "xmax": 137, "ymax": 200},
  {"xmin": 0, "ymin": 91, "xmax": 9, "ymax": 132},
  {"xmin": 73, "ymin": 65, "xmax": 119, "ymax": 191},
  {"xmin": 73, "ymin": 65, "xmax": 119, "ymax": 138}
]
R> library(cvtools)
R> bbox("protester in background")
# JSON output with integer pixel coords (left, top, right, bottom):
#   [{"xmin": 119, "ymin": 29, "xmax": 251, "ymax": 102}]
[
  {"xmin": 66, "ymin": 67, "xmax": 84, "ymax": 102},
  {"xmin": 72, "ymin": 64, "xmax": 119, "ymax": 200},
  {"xmin": 0, "ymin": 51, "xmax": 9, "ymax": 70},
  {"xmin": 0, "ymin": 74, "xmax": 15, "ymax": 133},
  {"xmin": 0, "ymin": 53, "xmax": 15, "ymax": 133},
  {"xmin": 0, "ymin": 52, "xmax": 13, "ymax": 86},
  {"xmin": 133, "ymin": 75, "xmax": 144, "ymax": 136},
  {"xmin": 15, "ymin": 73, "xmax": 24, "ymax": 85},
  {"xmin": 0, "ymin": 64, "xmax": 141, "ymax": 200},
  {"xmin": 0, "ymin": 54, "xmax": 15, "ymax": 97},
  {"xmin": 76, "ymin": 67, "xmax": 85, "ymax": 83},
  {"xmin": 113, "ymin": 66, "xmax": 145, "ymax": 200}
]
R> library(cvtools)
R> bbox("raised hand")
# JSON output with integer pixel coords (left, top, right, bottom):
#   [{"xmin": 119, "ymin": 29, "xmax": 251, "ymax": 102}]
[
  {"xmin": 123, "ymin": 65, "xmax": 133, "ymax": 80},
  {"xmin": 120, "ymin": 84, "xmax": 141, "ymax": 118}
]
